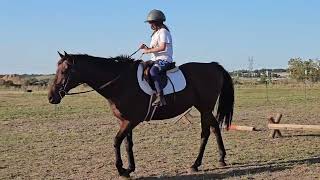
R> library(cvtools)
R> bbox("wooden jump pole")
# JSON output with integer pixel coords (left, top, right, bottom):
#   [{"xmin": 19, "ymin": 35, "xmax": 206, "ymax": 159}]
[
  {"xmin": 175, "ymin": 108, "xmax": 258, "ymax": 132},
  {"xmin": 174, "ymin": 108, "xmax": 258, "ymax": 132},
  {"xmin": 268, "ymin": 113, "xmax": 320, "ymax": 138},
  {"xmin": 268, "ymin": 124, "xmax": 320, "ymax": 131},
  {"xmin": 228, "ymin": 125, "xmax": 256, "ymax": 131},
  {"xmin": 174, "ymin": 108, "xmax": 194, "ymax": 124}
]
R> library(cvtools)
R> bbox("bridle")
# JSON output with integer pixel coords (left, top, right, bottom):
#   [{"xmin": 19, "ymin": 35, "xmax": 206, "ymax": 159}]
[
  {"xmin": 57, "ymin": 48, "xmax": 142, "ymax": 98},
  {"xmin": 57, "ymin": 58, "xmax": 121, "ymax": 98}
]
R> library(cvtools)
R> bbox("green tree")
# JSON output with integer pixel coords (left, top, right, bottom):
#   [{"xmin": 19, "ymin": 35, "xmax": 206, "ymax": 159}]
[
  {"xmin": 288, "ymin": 58, "xmax": 320, "ymax": 82},
  {"xmin": 288, "ymin": 58, "xmax": 304, "ymax": 81}
]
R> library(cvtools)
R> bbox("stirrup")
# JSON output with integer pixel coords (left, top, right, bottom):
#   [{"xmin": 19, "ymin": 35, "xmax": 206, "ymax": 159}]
[{"xmin": 152, "ymin": 93, "xmax": 166, "ymax": 107}]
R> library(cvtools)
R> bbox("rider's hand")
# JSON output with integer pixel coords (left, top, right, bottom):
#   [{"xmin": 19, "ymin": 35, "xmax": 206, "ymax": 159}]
[
  {"xmin": 142, "ymin": 48, "xmax": 150, "ymax": 54},
  {"xmin": 139, "ymin": 44, "xmax": 147, "ymax": 50}
]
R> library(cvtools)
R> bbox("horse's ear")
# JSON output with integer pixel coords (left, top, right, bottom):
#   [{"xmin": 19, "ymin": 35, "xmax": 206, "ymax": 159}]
[
  {"xmin": 64, "ymin": 51, "xmax": 69, "ymax": 57},
  {"xmin": 58, "ymin": 51, "xmax": 64, "ymax": 58}
]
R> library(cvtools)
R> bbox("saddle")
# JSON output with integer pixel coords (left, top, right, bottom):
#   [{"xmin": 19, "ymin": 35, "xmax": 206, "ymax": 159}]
[{"xmin": 141, "ymin": 60, "xmax": 177, "ymax": 91}]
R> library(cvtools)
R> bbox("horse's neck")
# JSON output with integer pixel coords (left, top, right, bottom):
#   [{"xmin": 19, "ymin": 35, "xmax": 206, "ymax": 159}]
[
  {"xmin": 78, "ymin": 60, "xmax": 137, "ymax": 98},
  {"xmin": 81, "ymin": 64, "xmax": 119, "ymax": 89}
]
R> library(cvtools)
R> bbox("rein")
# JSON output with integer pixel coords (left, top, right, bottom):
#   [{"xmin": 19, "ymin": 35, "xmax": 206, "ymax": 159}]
[
  {"xmin": 129, "ymin": 48, "xmax": 141, "ymax": 57},
  {"xmin": 59, "ymin": 73, "xmax": 121, "ymax": 97},
  {"xmin": 64, "ymin": 88, "xmax": 95, "ymax": 95},
  {"xmin": 129, "ymin": 48, "xmax": 144, "ymax": 59}
]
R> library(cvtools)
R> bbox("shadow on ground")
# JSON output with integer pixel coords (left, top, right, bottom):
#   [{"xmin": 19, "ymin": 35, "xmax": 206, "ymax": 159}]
[
  {"xmin": 135, "ymin": 156, "xmax": 320, "ymax": 180},
  {"xmin": 286, "ymin": 134, "xmax": 320, "ymax": 137}
]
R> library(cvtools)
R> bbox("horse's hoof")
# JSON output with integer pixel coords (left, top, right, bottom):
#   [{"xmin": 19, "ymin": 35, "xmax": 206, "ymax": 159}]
[
  {"xmin": 127, "ymin": 167, "xmax": 135, "ymax": 174},
  {"xmin": 118, "ymin": 176, "xmax": 130, "ymax": 180},
  {"xmin": 119, "ymin": 170, "xmax": 131, "ymax": 178},
  {"xmin": 188, "ymin": 167, "xmax": 198, "ymax": 174},
  {"xmin": 218, "ymin": 161, "xmax": 227, "ymax": 167},
  {"xmin": 119, "ymin": 174, "xmax": 130, "ymax": 179}
]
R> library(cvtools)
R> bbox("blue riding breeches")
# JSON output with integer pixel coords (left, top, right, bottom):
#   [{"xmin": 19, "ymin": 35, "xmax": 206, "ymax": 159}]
[{"xmin": 149, "ymin": 60, "xmax": 171, "ymax": 93}]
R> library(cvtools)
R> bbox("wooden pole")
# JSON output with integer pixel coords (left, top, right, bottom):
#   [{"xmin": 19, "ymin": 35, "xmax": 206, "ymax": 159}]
[
  {"xmin": 228, "ymin": 125, "xmax": 256, "ymax": 131},
  {"xmin": 174, "ymin": 108, "xmax": 193, "ymax": 124},
  {"xmin": 268, "ymin": 124, "xmax": 320, "ymax": 131}
]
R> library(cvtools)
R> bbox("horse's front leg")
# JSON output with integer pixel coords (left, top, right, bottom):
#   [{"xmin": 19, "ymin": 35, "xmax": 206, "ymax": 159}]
[
  {"xmin": 125, "ymin": 129, "xmax": 135, "ymax": 173},
  {"xmin": 114, "ymin": 120, "xmax": 132, "ymax": 177}
]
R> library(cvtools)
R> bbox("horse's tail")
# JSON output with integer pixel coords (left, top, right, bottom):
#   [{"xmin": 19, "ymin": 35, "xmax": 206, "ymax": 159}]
[{"xmin": 215, "ymin": 64, "xmax": 234, "ymax": 129}]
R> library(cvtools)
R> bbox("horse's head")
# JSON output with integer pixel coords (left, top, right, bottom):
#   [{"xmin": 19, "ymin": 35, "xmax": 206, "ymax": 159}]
[{"xmin": 48, "ymin": 51, "xmax": 81, "ymax": 104}]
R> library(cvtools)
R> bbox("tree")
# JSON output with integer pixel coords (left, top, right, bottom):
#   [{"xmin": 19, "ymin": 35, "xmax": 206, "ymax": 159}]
[
  {"xmin": 23, "ymin": 78, "xmax": 39, "ymax": 86},
  {"xmin": 288, "ymin": 58, "xmax": 320, "ymax": 82}
]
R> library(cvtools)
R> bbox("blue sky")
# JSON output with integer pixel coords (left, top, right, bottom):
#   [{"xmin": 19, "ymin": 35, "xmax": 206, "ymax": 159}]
[{"xmin": 0, "ymin": 0, "xmax": 319, "ymax": 74}]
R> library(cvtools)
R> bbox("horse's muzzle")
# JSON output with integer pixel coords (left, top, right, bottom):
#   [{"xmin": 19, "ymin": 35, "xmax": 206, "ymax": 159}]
[
  {"xmin": 48, "ymin": 96, "xmax": 60, "ymax": 104},
  {"xmin": 48, "ymin": 93, "xmax": 61, "ymax": 104}
]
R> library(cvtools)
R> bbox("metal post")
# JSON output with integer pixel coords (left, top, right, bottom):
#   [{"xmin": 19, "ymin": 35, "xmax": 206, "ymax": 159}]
[
  {"xmin": 304, "ymin": 70, "xmax": 307, "ymax": 100},
  {"xmin": 265, "ymin": 70, "xmax": 269, "ymax": 102}
]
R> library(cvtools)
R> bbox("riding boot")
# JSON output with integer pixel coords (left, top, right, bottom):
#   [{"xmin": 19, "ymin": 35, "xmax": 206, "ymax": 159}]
[{"xmin": 152, "ymin": 90, "xmax": 166, "ymax": 106}]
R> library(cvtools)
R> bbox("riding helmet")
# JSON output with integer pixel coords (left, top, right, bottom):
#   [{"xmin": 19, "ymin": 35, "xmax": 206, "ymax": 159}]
[{"xmin": 145, "ymin": 9, "xmax": 166, "ymax": 22}]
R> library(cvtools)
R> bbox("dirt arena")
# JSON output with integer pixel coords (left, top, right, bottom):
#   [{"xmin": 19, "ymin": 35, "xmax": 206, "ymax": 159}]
[{"xmin": 1, "ymin": 85, "xmax": 319, "ymax": 179}]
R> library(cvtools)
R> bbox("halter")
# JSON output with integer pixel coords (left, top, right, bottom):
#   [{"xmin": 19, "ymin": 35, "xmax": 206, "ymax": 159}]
[{"xmin": 58, "ymin": 58, "xmax": 76, "ymax": 98}]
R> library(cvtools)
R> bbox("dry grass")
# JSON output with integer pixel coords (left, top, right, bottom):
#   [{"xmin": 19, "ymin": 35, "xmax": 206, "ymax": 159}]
[{"xmin": 1, "ymin": 85, "xmax": 319, "ymax": 179}]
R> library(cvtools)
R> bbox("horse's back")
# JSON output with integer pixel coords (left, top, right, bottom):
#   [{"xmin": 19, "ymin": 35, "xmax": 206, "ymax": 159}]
[
  {"xmin": 178, "ymin": 62, "xmax": 225, "ymax": 110},
  {"xmin": 179, "ymin": 62, "xmax": 224, "ymax": 86}
]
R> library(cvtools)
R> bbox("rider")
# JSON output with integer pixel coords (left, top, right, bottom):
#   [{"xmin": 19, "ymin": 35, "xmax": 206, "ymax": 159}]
[{"xmin": 140, "ymin": 9, "xmax": 173, "ymax": 106}]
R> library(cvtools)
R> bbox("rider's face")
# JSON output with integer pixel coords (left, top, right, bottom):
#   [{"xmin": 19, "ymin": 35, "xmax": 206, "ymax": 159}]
[{"xmin": 149, "ymin": 22, "xmax": 157, "ymax": 30}]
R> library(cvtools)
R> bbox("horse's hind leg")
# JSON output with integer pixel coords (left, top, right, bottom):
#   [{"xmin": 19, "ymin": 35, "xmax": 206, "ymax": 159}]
[
  {"xmin": 210, "ymin": 115, "xmax": 227, "ymax": 166},
  {"xmin": 189, "ymin": 112, "xmax": 211, "ymax": 172},
  {"xmin": 124, "ymin": 129, "xmax": 135, "ymax": 173},
  {"xmin": 189, "ymin": 111, "xmax": 227, "ymax": 173}
]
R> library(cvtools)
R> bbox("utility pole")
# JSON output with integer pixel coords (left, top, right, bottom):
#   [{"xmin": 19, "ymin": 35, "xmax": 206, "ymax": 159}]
[
  {"xmin": 265, "ymin": 70, "xmax": 270, "ymax": 102},
  {"xmin": 248, "ymin": 56, "xmax": 254, "ymax": 78}
]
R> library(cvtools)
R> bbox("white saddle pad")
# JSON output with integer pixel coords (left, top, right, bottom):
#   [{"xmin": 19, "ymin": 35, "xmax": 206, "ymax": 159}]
[{"xmin": 137, "ymin": 64, "xmax": 186, "ymax": 95}]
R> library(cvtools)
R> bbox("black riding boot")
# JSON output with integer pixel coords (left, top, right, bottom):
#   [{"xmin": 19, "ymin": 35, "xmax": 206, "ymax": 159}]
[{"xmin": 152, "ymin": 90, "xmax": 167, "ymax": 106}]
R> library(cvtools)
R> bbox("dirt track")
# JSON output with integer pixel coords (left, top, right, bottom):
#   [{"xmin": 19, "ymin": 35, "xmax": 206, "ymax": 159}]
[{"xmin": 1, "ymin": 86, "xmax": 319, "ymax": 179}]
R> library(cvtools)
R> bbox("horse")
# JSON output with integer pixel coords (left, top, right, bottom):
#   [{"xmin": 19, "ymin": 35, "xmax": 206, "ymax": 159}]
[{"xmin": 48, "ymin": 51, "xmax": 234, "ymax": 177}]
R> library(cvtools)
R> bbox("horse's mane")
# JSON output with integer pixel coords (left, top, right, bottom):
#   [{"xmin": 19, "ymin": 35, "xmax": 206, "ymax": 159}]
[
  {"xmin": 107, "ymin": 55, "xmax": 136, "ymax": 63},
  {"xmin": 71, "ymin": 54, "xmax": 140, "ymax": 64}
]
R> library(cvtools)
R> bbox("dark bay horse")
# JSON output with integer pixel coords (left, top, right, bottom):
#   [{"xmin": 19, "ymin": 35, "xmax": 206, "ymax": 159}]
[{"xmin": 48, "ymin": 51, "xmax": 234, "ymax": 177}]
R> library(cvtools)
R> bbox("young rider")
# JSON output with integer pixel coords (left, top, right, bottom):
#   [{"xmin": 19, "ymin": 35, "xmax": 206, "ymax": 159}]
[{"xmin": 140, "ymin": 9, "xmax": 173, "ymax": 106}]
